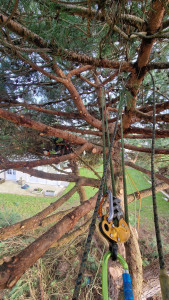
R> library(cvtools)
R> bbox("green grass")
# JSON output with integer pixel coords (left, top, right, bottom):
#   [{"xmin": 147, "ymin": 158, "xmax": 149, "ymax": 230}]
[
  {"xmin": 126, "ymin": 168, "xmax": 169, "ymax": 230},
  {"xmin": 0, "ymin": 166, "xmax": 168, "ymax": 229},
  {"xmin": 126, "ymin": 168, "xmax": 151, "ymax": 194},
  {"xmin": 0, "ymin": 165, "xmax": 103, "ymax": 224},
  {"xmin": 0, "ymin": 194, "xmax": 54, "ymax": 225},
  {"xmin": 129, "ymin": 192, "xmax": 169, "ymax": 230}
]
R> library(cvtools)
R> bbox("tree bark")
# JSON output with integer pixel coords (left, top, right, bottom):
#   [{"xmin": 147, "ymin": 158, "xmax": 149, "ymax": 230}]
[
  {"xmin": 124, "ymin": 144, "xmax": 169, "ymax": 154},
  {"xmin": 71, "ymin": 161, "xmax": 87, "ymax": 204},
  {"xmin": 127, "ymin": 182, "xmax": 169, "ymax": 203},
  {"xmin": 125, "ymin": 227, "xmax": 143, "ymax": 300},
  {"xmin": 141, "ymin": 254, "xmax": 169, "ymax": 299},
  {"xmin": 127, "ymin": 126, "xmax": 169, "ymax": 137},
  {"xmin": 121, "ymin": 0, "xmax": 167, "ymax": 136},
  {"xmin": 0, "ymin": 193, "xmax": 98, "ymax": 290},
  {"xmin": 0, "ymin": 108, "xmax": 102, "ymax": 149}
]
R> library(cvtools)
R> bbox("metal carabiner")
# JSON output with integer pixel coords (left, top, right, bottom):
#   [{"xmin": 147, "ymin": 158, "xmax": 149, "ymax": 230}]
[
  {"xmin": 107, "ymin": 190, "xmax": 122, "ymax": 223},
  {"xmin": 102, "ymin": 251, "xmax": 134, "ymax": 300}
]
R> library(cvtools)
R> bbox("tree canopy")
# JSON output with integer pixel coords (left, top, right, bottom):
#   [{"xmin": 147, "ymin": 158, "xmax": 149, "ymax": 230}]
[{"xmin": 0, "ymin": 0, "xmax": 169, "ymax": 298}]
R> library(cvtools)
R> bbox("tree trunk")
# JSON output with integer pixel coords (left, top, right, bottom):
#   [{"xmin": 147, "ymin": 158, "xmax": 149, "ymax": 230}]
[
  {"xmin": 125, "ymin": 227, "xmax": 143, "ymax": 299},
  {"xmin": 71, "ymin": 160, "xmax": 87, "ymax": 204}
]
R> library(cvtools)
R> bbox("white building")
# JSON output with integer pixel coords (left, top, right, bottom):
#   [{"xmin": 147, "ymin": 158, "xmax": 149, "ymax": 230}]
[{"xmin": 1, "ymin": 165, "xmax": 69, "ymax": 187}]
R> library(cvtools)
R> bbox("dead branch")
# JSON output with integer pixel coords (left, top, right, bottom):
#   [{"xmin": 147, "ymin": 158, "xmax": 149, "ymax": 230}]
[
  {"xmin": 17, "ymin": 168, "xmax": 100, "ymax": 187},
  {"xmin": 124, "ymin": 143, "xmax": 169, "ymax": 154},
  {"xmin": 127, "ymin": 182, "xmax": 169, "ymax": 203},
  {"xmin": 127, "ymin": 126, "xmax": 169, "ymax": 138}
]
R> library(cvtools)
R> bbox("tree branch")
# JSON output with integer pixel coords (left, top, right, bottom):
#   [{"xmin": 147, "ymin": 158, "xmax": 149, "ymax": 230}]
[
  {"xmin": 0, "ymin": 0, "xmax": 19, "ymax": 27},
  {"xmin": 0, "ymin": 13, "xmax": 133, "ymax": 72},
  {"xmin": 127, "ymin": 182, "xmax": 169, "ymax": 204},
  {"xmin": 134, "ymin": 109, "xmax": 169, "ymax": 123},
  {"xmin": 124, "ymin": 134, "xmax": 168, "ymax": 139},
  {"xmin": 53, "ymin": 124, "xmax": 102, "ymax": 136},
  {"xmin": 0, "ymin": 99, "xmax": 81, "ymax": 119},
  {"xmin": 0, "ymin": 186, "xmax": 78, "ymax": 241},
  {"xmin": 50, "ymin": 2, "xmax": 145, "ymax": 28},
  {"xmin": 64, "ymin": 78, "xmax": 102, "ymax": 129},
  {"xmin": 67, "ymin": 65, "xmax": 93, "ymax": 78},
  {"xmin": 0, "ymin": 145, "xmax": 93, "ymax": 170},
  {"xmin": 0, "ymin": 193, "xmax": 98, "ymax": 289},
  {"xmin": 138, "ymin": 100, "xmax": 169, "ymax": 114},
  {"xmin": 147, "ymin": 62, "xmax": 169, "ymax": 70},
  {"xmin": 120, "ymin": 0, "xmax": 167, "ymax": 139},
  {"xmin": 127, "ymin": 126, "xmax": 169, "ymax": 138},
  {"xmin": 79, "ymin": 75, "xmax": 98, "ymax": 88},
  {"xmin": 0, "ymin": 108, "xmax": 102, "ymax": 151},
  {"xmin": 125, "ymin": 161, "xmax": 169, "ymax": 186},
  {"xmin": 16, "ymin": 167, "xmax": 99, "ymax": 187},
  {"xmin": 124, "ymin": 143, "xmax": 169, "ymax": 154},
  {"xmin": 5, "ymin": 41, "xmax": 102, "ymax": 130},
  {"xmin": 51, "ymin": 217, "xmax": 91, "ymax": 248}
]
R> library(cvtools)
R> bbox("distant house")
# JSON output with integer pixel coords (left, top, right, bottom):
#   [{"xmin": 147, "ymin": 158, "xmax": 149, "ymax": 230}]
[{"xmin": 1, "ymin": 165, "xmax": 69, "ymax": 187}]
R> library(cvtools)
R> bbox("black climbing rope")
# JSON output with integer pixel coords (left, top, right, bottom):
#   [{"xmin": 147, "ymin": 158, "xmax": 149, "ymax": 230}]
[
  {"xmin": 104, "ymin": 92, "xmax": 116, "ymax": 196},
  {"xmin": 72, "ymin": 91, "xmax": 124, "ymax": 300},
  {"xmin": 149, "ymin": 71, "xmax": 165, "ymax": 270},
  {"xmin": 149, "ymin": 71, "xmax": 169, "ymax": 299},
  {"xmin": 120, "ymin": 114, "xmax": 129, "ymax": 225},
  {"xmin": 102, "ymin": 89, "xmax": 108, "ymax": 194}
]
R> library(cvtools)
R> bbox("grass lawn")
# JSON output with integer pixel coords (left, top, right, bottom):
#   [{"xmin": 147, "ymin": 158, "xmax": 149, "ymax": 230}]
[
  {"xmin": 0, "ymin": 165, "xmax": 103, "ymax": 226},
  {"xmin": 0, "ymin": 194, "xmax": 54, "ymax": 226},
  {"xmin": 126, "ymin": 168, "xmax": 169, "ymax": 258},
  {"xmin": 0, "ymin": 166, "xmax": 168, "ymax": 233},
  {"xmin": 126, "ymin": 168, "xmax": 168, "ymax": 230}
]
